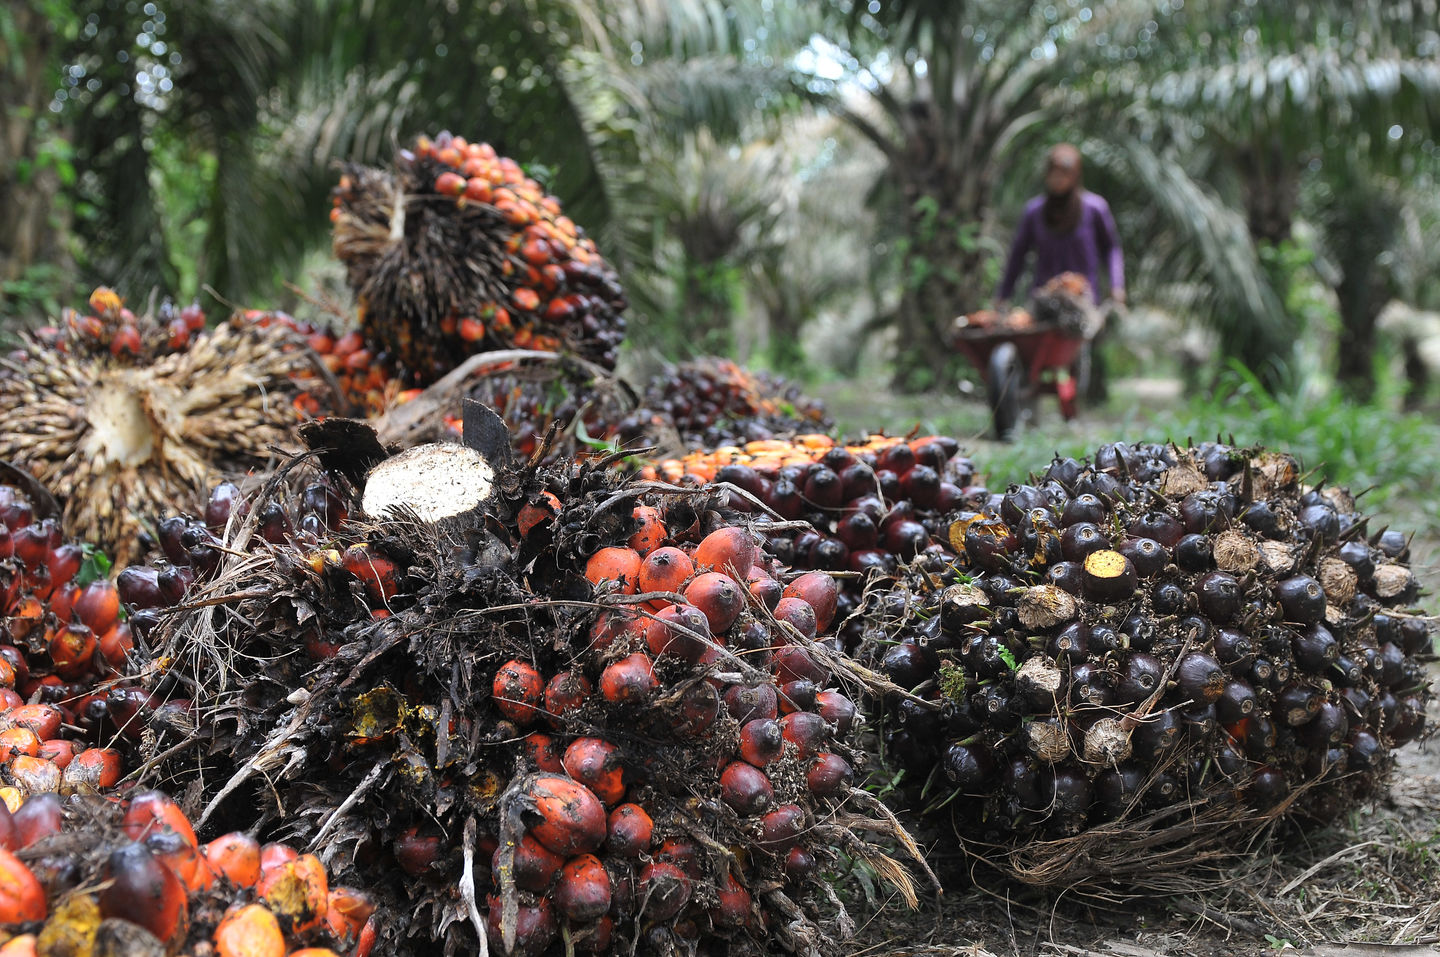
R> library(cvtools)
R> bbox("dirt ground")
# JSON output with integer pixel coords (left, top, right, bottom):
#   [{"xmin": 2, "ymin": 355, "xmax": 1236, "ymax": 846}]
[{"xmin": 811, "ymin": 378, "xmax": 1440, "ymax": 957}]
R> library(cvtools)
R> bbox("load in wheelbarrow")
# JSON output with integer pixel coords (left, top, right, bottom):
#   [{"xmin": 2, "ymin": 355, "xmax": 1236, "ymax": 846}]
[{"xmin": 948, "ymin": 293, "xmax": 1105, "ymax": 440}]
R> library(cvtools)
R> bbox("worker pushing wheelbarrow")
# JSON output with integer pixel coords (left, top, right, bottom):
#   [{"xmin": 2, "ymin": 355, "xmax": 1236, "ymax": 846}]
[
  {"xmin": 961, "ymin": 143, "xmax": 1126, "ymax": 440},
  {"xmin": 949, "ymin": 275, "xmax": 1113, "ymax": 440}
]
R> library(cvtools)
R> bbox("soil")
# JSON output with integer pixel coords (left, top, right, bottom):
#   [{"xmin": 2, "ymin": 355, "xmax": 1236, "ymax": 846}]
[{"xmin": 811, "ymin": 377, "xmax": 1440, "ymax": 957}]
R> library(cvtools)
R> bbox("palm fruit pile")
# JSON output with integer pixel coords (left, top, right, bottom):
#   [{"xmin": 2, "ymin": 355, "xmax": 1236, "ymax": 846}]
[
  {"xmin": 330, "ymin": 131, "xmax": 627, "ymax": 387},
  {"xmin": 866, "ymin": 441, "xmax": 1435, "ymax": 892},
  {"xmin": 615, "ymin": 359, "xmax": 832, "ymax": 453},
  {"xmin": 243, "ymin": 310, "xmax": 412, "ymax": 420},
  {"xmin": 0, "ymin": 475, "xmax": 148, "ymax": 800},
  {"xmin": 127, "ymin": 408, "xmax": 924, "ymax": 956},
  {"xmin": 0, "ymin": 287, "xmax": 314, "ymax": 564},
  {"xmin": 0, "ymin": 788, "xmax": 376, "ymax": 956}
]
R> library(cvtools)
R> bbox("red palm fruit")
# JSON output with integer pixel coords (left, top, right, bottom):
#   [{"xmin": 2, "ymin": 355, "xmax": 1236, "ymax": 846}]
[
  {"xmin": 517, "ymin": 491, "xmax": 561, "ymax": 539},
  {"xmin": 781, "ymin": 712, "xmax": 830, "ymax": 760},
  {"xmin": 0, "ymin": 690, "xmax": 19, "ymax": 710},
  {"xmin": 574, "ymin": 914, "xmax": 614, "ymax": 953},
  {"xmin": 720, "ymin": 761, "xmax": 775, "ymax": 815},
  {"xmin": 683, "ymin": 572, "xmax": 745, "ymax": 633},
  {"xmin": 73, "ymin": 579, "xmax": 121, "ymax": 635},
  {"xmin": 257, "ymin": 853, "xmax": 330, "ymax": 934},
  {"xmin": 10, "ymin": 522, "xmax": 54, "ymax": 571},
  {"xmin": 204, "ymin": 832, "xmax": 262, "ymax": 887},
  {"xmin": 527, "ymin": 775, "xmax": 607, "ymax": 857},
  {"xmin": 393, "ymin": 828, "xmax": 443, "ymax": 876},
  {"xmin": 521, "ymin": 732, "xmax": 565, "ymax": 773},
  {"xmin": 806, "ymin": 753, "xmax": 854, "ymax": 798},
  {"xmin": 774, "ymin": 644, "xmax": 828, "ymax": 687},
  {"xmin": 657, "ymin": 838, "xmax": 701, "ymax": 879},
  {"xmin": 638, "ymin": 861, "xmax": 691, "ymax": 920},
  {"xmin": 542, "ymin": 671, "xmax": 593, "ymax": 729},
  {"xmin": 354, "ymin": 916, "xmax": 378, "ymax": 957},
  {"xmin": 747, "ymin": 572, "xmax": 784, "ymax": 611},
  {"xmin": 563, "ymin": 738, "xmax": 625, "ymax": 806},
  {"xmin": 100, "ymin": 842, "xmax": 188, "ymax": 943},
  {"xmin": 505, "ymin": 833, "xmax": 564, "ymax": 892},
  {"xmin": 59, "ymin": 746, "xmax": 122, "ymax": 792},
  {"xmin": 638, "ymin": 546, "xmax": 694, "ymax": 597},
  {"xmin": 773, "ymin": 596, "xmax": 818, "ymax": 639},
  {"xmin": 213, "ymin": 903, "xmax": 284, "ymax": 957},
  {"xmin": 782, "ymin": 572, "xmax": 839, "ymax": 632},
  {"xmin": 554, "ymin": 853, "xmax": 612, "ymax": 922},
  {"xmin": 259, "ymin": 842, "xmax": 298, "ymax": 874},
  {"xmin": 107, "ymin": 686, "xmax": 158, "ymax": 740},
  {"xmin": 758, "ymin": 804, "xmax": 806, "ymax": 852},
  {"xmin": 485, "ymin": 895, "xmax": 557, "ymax": 956},
  {"xmin": 739, "ymin": 718, "xmax": 785, "ymax": 767},
  {"xmin": 605, "ymin": 803, "xmax": 653, "ymax": 857},
  {"xmin": 493, "ymin": 660, "xmax": 545, "ymax": 725},
  {"xmin": 4, "ymin": 596, "xmax": 44, "ymax": 642},
  {"xmin": 711, "ymin": 872, "xmax": 753, "ymax": 930},
  {"xmin": 146, "ymin": 826, "xmax": 214, "ymax": 893},
  {"xmin": 628, "ymin": 505, "xmax": 666, "ymax": 556},
  {"xmin": 2, "ymin": 704, "xmax": 62, "ymax": 742},
  {"xmin": 11, "ymin": 793, "xmax": 62, "ymax": 848},
  {"xmin": 0, "ymin": 847, "xmax": 45, "ymax": 922},
  {"xmin": 584, "ymin": 546, "xmax": 642, "ymax": 595},
  {"xmin": 599, "ymin": 653, "xmax": 657, "ymax": 704},
  {"xmin": 815, "ymin": 690, "xmax": 857, "ymax": 735},
  {"xmin": 784, "ymin": 845, "xmax": 818, "ymax": 880},
  {"xmin": 645, "ymin": 603, "xmax": 712, "ymax": 663},
  {"xmin": 48, "ymin": 622, "xmax": 96, "ymax": 679},
  {"xmin": 693, "ymin": 527, "xmax": 759, "ymax": 583},
  {"xmin": 0, "ymin": 649, "xmax": 26, "ymax": 690},
  {"xmin": 341, "ymin": 545, "xmax": 400, "ymax": 605},
  {"xmin": 586, "ymin": 611, "xmax": 640, "ymax": 654},
  {"xmin": 46, "ymin": 583, "xmax": 77, "ymax": 622},
  {"xmin": 116, "ymin": 566, "xmax": 164, "ymax": 610},
  {"xmin": 122, "ymin": 790, "xmax": 197, "ymax": 847},
  {"xmin": 435, "ymin": 171, "xmax": 466, "ymax": 196},
  {"xmin": 723, "ymin": 683, "xmax": 778, "ymax": 723},
  {"xmin": 0, "ymin": 728, "xmax": 38, "ymax": 759},
  {"xmin": 675, "ymin": 682, "xmax": 721, "ymax": 736},
  {"xmin": 323, "ymin": 886, "xmax": 375, "ymax": 944}
]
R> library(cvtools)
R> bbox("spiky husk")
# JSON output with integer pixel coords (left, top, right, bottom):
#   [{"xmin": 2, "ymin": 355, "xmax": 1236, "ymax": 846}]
[
  {"xmin": 866, "ymin": 441, "xmax": 1435, "ymax": 896},
  {"xmin": 0, "ymin": 291, "xmax": 314, "ymax": 565},
  {"xmin": 131, "ymin": 428, "xmax": 927, "ymax": 956},
  {"xmin": 331, "ymin": 131, "xmax": 627, "ymax": 386}
]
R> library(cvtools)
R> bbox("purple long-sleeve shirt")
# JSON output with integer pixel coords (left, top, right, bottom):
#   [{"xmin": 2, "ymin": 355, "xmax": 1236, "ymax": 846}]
[{"xmin": 997, "ymin": 191, "xmax": 1124, "ymax": 304}]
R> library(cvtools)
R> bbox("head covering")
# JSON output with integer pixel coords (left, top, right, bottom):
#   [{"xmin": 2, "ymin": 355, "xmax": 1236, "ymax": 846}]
[{"xmin": 1042, "ymin": 143, "xmax": 1084, "ymax": 235}]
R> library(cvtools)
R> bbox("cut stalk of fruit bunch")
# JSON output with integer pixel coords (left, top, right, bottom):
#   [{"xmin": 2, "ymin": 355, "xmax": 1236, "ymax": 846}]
[
  {"xmin": 864, "ymin": 441, "xmax": 1435, "ymax": 896},
  {"xmin": 126, "ymin": 409, "xmax": 930, "ymax": 955},
  {"xmin": 0, "ymin": 287, "xmax": 315, "ymax": 564},
  {"xmin": 331, "ymin": 131, "xmax": 627, "ymax": 387}
]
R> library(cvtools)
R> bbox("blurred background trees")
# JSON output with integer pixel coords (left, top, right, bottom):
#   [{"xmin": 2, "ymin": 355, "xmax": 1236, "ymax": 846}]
[{"xmin": 3, "ymin": 0, "xmax": 1439, "ymax": 403}]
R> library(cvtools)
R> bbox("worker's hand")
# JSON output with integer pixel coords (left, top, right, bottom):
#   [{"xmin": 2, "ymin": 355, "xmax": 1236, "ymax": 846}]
[{"xmin": 1112, "ymin": 288, "xmax": 1127, "ymax": 307}]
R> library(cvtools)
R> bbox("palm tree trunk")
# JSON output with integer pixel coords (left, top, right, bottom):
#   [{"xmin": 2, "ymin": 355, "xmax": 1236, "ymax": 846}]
[{"xmin": 0, "ymin": 2, "xmax": 72, "ymax": 297}]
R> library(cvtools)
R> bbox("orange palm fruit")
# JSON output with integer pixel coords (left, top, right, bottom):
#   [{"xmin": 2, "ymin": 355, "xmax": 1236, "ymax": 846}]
[
  {"xmin": 195, "ymin": 833, "xmax": 258, "ymax": 892},
  {"xmin": 213, "ymin": 903, "xmax": 285, "ymax": 957},
  {"xmin": 583, "ymin": 547, "xmax": 642, "ymax": 595},
  {"xmin": 122, "ymin": 790, "xmax": 197, "ymax": 847},
  {"xmin": 628, "ymin": 505, "xmax": 666, "ymax": 556},
  {"xmin": 0, "ymin": 847, "xmax": 45, "ymax": 923},
  {"xmin": 257, "ymin": 852, "xmax": 329, "ymax": 935}
]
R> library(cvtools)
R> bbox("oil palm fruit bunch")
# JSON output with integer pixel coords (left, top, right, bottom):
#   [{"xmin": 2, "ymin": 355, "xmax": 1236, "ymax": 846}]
[
  {"xmin": 0, "ymin": 788, "xmax": 376, "ymax": 956},
  {"xmin": 0, "ymin": 287, "xmax": 314, "ymax": 565},
  {"xmin": 128, "ymin": 406, "xmax": 925, "ymax": 956},
  {"xmin": 466, "ymin": 362, "xmax": 633, "ymax": 465},
  {"xmin": 245, "ymin": 310, "xmax": 413, "ymax": 420},
  {"xmin": 330, "ymin": 131, "xmax": 627, "ymax": 387},
  {"xmin": 615, "ymin": 358, "xmax": 832, "ymax": 453},
  {"xmin": 865, "ymin": 441, "xmax": 1434, "ymax": 893},
  {"xmin": 0, "ymin": 473, "xmax": 156, "ymax": 801}
]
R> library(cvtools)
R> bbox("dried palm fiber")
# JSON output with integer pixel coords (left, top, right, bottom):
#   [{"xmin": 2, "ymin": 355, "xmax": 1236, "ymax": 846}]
[
  {"xmin": 126, "ymin": 406, "xmax": 932, "ymax": 956},
  {"xmin": 331, "ymin": 130, "xmax": 627, "ymax": 388},
  {"xmin": 864, "ymin": 441, "xmax": 1434, "ymax": 898},
  {"xmin": 0, "ymin": 287, "xmax": 318, "ymax": 565}
]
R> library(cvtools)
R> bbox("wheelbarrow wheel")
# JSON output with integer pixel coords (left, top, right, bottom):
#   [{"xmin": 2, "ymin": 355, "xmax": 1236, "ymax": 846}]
[{"xmin": 987, "ymin": 341, "xmax": 1024, "ymax": 441}]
